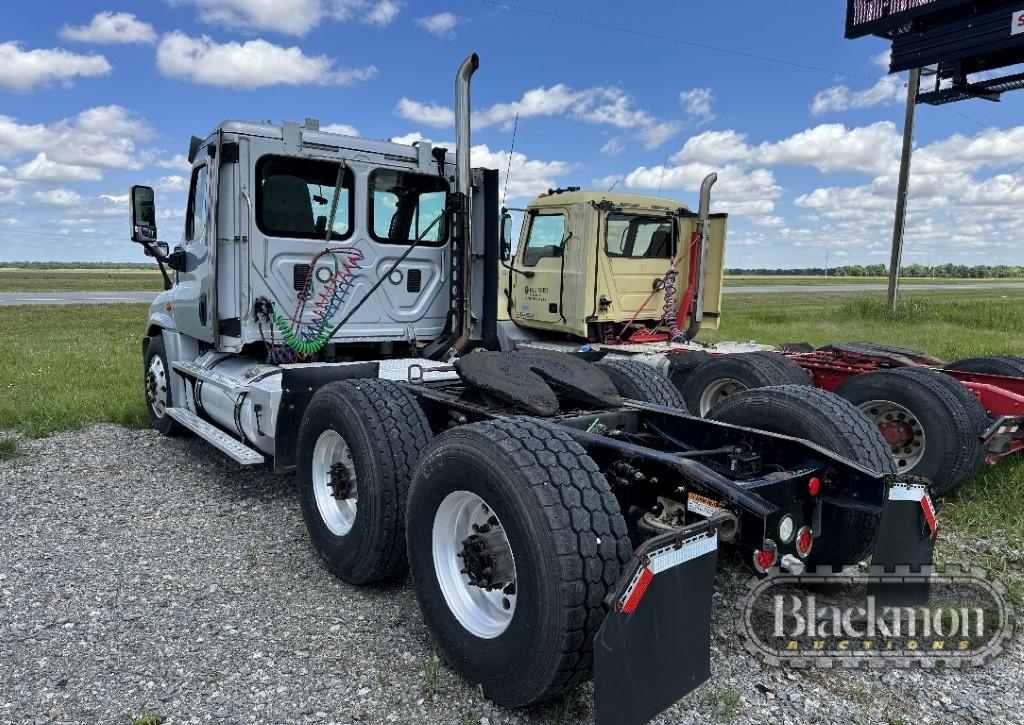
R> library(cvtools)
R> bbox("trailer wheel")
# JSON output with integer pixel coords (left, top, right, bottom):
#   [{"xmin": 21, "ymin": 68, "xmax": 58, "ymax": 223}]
[
  {"xmin": 682, "ymin": 352, "xmax": 811, "ymax": 416},
  {"xmin": 144, "ymin": 335, "xmax": 185, "ymax": 436},
  {"xmin": 708, "ymin": 385, "xmax": 895, "ymax": 565},
  {"xmin": 296, "ymin": 379, "xmax": 432, "ymax": 584},
  {"xmin": 945, "ymin": 355, "xmax": 1024, "ymax": 379},
  {"xmin": 834, "ymin": 367, "xmax": 985, "ymax": 495},
  {"xmin": 406, "ymin": 418, "xmax": 632, "ymax": 708},
  {"xmin": 596, "ymin": 358, "xmax": 688, "ymax": 410}
]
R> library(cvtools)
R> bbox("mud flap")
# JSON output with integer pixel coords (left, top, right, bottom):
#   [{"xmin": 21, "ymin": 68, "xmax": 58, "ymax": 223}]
[
  {"xmin": 594, "ymin": 521, "xmax": 718, "ymax": 725},
  {"xmin": 869, "ymin": 481, "xmax": 937, "ymax": 605}
]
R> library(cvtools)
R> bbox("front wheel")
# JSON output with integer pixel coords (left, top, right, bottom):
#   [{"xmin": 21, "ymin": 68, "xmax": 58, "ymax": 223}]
[
  {"xmin": 144, "ymin": 335, "xmax": 185, "ymax": 436},
  {"xmin": 407, "ymin": 419, "xmax": 632, "ymax": 708}
]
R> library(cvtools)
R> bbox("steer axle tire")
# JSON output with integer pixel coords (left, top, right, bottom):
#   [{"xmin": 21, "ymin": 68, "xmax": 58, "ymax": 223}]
[
  {"xmin": 144, "ymin": 335, "xmax": 185, "ymax": 437},
  {"xmin": 682, "ymin": 352, "xmax": 811, "ymax": 416},
  {"xmin": 296, "ymin": 379, "xmax": 432, "ymax": 585},
  {"xmin": 708, "ymin": 385, "xmax": 894, "ymax": 565},
  {"xmin": 406, "ymin": 418, "xmax": 632, "ymax": 708},
  {"xmin": 834, "ymin": 367, "xmax": 985, "ymax": 496},
  {"xmin": 596, "ymin": 358, "xmax": 688, "ymax": 410}
]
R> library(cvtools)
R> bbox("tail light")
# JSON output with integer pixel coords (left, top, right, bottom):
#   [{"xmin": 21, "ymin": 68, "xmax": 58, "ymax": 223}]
[
  {"xmin": 808, "ymin": 477, "xmax": 821, "ymax": 496},
  {"xmin": 753, "ymin": 540, "xmax": 778, "ymax": 573},
  {"xmin": 795, "ymin": 526, "xmax": 813, "ymax": 558}
]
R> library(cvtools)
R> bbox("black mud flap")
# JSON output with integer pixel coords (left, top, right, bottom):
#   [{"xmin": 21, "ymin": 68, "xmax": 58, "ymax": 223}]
[
  {"xmin": 594, "ymin": 521, "xmax": 719, "ymax": 725},
  {"xmin": 869, "ymin": 480, "xmax": 937, "ymax": 605}
]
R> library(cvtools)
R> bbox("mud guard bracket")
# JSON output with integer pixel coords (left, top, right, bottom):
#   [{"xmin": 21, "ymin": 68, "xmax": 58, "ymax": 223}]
[{"xmin": 594, "ymin": 520, "xmax": 719, "ymax": 725}]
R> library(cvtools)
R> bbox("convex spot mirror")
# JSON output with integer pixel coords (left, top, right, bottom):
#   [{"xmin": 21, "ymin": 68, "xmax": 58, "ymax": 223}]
[
  {"xmin": 130, "ymin": 185, "xmax": 157, "ymax": 243},
  {"xmin": 500, "ymin": 210, "xmax": 513, "ymax": 261}
]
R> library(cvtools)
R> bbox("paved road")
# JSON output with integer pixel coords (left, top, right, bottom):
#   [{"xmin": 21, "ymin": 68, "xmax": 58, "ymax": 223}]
[{"xmin": 3, "ymin": 282, "xmax": 1024, "ymax": 306}]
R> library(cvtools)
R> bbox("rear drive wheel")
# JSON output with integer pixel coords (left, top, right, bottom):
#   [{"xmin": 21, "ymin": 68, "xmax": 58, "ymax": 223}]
[
  {"xmin": 144, "ymin": 335, "xmax": 185, "ymax": 436},
  {"xmin": 834, "ymin": 367, "xmax": 984, "ymax": 496},
  {"xmin": 596, "ymin": 358, "xmax": 688, "ymax": 410},
  {"xmin": 708, "ymin": 385, "xmax": 894, "ymax": 565},
  {"xmin": 297, "ymin": 379, "xmax": 432, "ymax": 584},
  {"xmin": 945, "ymin": 355, "xmax": 1024, "ymax": 379},
  {"xmin": 683, "ymin": 352, "xmax": 811, "ymax": 416},
  {"xmin": 407, "ymin": 418, "xmax": 632, "ymax": 707}
]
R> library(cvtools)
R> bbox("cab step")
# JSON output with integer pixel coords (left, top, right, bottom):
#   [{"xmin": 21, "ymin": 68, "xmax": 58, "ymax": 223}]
[
  {"xmin": 164, "ymin": 407, "xmax": 265, "ymax": 465},
  {"xmin": 172, "ymin": 360, "xmax": 249, "ymax": 394}
]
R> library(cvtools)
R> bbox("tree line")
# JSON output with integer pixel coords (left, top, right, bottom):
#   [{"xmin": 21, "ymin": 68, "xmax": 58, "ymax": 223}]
[
  {"xmin": 726, "ymin": 264, "xmax": 1024, "ymax": 278},
  {"xmin": 0, "ymin": 261, "xmax": 159, "ymax": 270}
]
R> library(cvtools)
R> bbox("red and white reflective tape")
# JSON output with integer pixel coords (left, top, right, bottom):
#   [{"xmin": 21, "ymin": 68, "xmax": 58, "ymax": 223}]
[
  {"xmin": 618, "ymin": 532, "xmax": 718, "ymax": 613},
  {"xmin": 888, "ymin": 482, "xmax": 937, "ymax": 539}
]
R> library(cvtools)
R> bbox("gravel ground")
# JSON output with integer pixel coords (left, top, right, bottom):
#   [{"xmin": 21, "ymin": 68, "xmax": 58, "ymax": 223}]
[{"xmin": 1, "ymin": 424, "xmax": 1021, "ymax": 725}]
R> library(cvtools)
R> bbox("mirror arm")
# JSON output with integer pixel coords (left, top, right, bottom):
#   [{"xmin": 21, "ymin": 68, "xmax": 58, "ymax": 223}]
[{"xmin": 140, "ymin": 241, "xmax": 174, "ymax": 290}]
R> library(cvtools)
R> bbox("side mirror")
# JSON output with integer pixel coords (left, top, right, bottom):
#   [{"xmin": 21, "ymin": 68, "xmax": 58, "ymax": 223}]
[
  {"xmin": 130, "ymin": 185, "xmax": 157, "ymax": 243},
  {"xmin": 500, "ymin": 210, "xmax": 513, "ymax": 261},
  {"xmin": 143, "ymin": 241, "xmax": 170, "ymax": 258}
]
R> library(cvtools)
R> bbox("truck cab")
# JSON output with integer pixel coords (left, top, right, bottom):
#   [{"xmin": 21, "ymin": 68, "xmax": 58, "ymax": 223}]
[{"xmin": 503, "ymin": 189, "xmax": 728, "ymax": 343}]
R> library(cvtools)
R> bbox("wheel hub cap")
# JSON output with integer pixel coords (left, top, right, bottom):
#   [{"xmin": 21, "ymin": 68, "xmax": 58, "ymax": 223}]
[
  {"xmin": 146, "ymin": 357, "xmax": 168, "ymax": 417},
  {"xmin": 312, "ymin": 430, "xmax": 358, "ymax": 536},
  {"xmin": 859, "ymin": 400, "xmax": 926, "ymax": 470}
]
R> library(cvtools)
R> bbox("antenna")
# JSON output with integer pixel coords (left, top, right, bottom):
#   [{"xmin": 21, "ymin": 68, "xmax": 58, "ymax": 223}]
[
  {"xmin": 501, "ymin": 112, "xmax": 519, "ymax": 209},
  {"xmin": 607, "ymin": 178, "xmax": 620, "ymax": 192}
]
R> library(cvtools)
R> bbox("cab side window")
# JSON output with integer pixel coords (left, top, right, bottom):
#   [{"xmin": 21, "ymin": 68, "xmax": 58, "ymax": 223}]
[
  {"xmin": 185, "ymin": 164, "xmax": 209, "ymax": 242},
  {"xmin": 521, "ymin": 213, "xmax": 566, "ymax": 267}
]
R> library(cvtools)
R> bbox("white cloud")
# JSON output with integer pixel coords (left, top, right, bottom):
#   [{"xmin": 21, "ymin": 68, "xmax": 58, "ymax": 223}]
[
  {"xmin": 620, "ymin": 162, "xmax": 781, "ymax": 216},
  {"xmin": 810, "ymin": 77, "xmax": 904, "ymax": 115},
  {"xmin": 15, "ymin": 153, "xmax": 103, "ymax": 182},
  {"xmin": 601, "ymin": 137, "xmax": 624, "ymax": 156},
  {"xmin": 60, "ymin": 12, "xmax": 157, "ymax": 45},
  {"xmin": 755, "ymin": 215, "xmax": 785, "ymax": 228},
  {"xmin": 321, "ymin": 123, "xmax": 359, "ymax": 136},
  {"xmin": 470, "ymin": 144, "xmax": 572, "ymax": 201},
  {"xmin": 156, "ymin": 32, "xmax": 377, "ymax": 89},
  {"xmin": 390, "ymin": 131, "xmax": 427, "ymax": 145},
  {"xmin": 154, "ymin": 175, "xmax": 190, "ymax": 192},
  {"xmin": 398, "ymin": 83, "xmax": 679, "ymax": 147},
  {"xmin": 157, "ymin": 154, "xmax": 191, "ymax": 171},
  {"xmin": 417, "ymin": 12, "xmax": 458, "ymax": 36},
  {"xmin": 0, "ymin": 106, "xmax": 151, "ymax": 170},
  {"xmin": 329, "ymin": 0, "xmax": 400, "ymax": 25},
  {"xmin": 174, "ymin": 0, "xmax": 324, "ymax": 35},
  {"xmin": 0, "ymin": 42, "xmax": 111, "ymax": 93},
  {"xmin": 32, "ymin": 188, "xmax": 85, "ymax": 207},
  {"xmin": 679, "ymin": 88, "xmax": 715, "ymax": 123},
  {"xmin": 364, "ymin": 0, "xmax": 400, "ymax": 26}
]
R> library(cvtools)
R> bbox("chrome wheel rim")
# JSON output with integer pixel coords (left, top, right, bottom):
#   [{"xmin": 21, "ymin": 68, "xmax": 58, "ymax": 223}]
[
  {"xmin": 858, "ymin": 399, "xmax": 926, "ymax": 470},
  {"xmin": 312, "ymin": 430, "xmax": 358, "ymax": 536},
  {"xmin": 146, "ymin": 356, "xmax": 169, "ymax": 418},
  {"xmin": 699, "ymin": 377, "xmax": 747, "ymax": 416},
  {"xmin": 432, "ymin": 491, "xmax": 517, "ymax": 639}
]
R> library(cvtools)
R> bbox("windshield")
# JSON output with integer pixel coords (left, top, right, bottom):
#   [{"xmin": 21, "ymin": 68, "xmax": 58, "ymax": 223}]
[{"xmin": 605, "ymin": 213, "xmax": 674, "ymax": 259}]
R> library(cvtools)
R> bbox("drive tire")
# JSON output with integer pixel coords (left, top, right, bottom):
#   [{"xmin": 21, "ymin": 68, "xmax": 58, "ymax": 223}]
[
  {"xmin": 834, "ymin": 367, "xmax": 985, "ymax": 496},
  {"xmin": 945, "ymin": 355, "xmax": 1024, "ymax": 379},
  {"xmin": 683, "ymin": 352, "xmax": 811, "ymax": 416},
  {"xmin": 144, "ymin": 335, "xmax": 185, "ymax": 436},
  {"xmin": 708, "ymin": 385, "xmax": 894, "ymax": 565},
  {"xmin": 296, "ymin": 379, "xmax": 432, "ymax": 585},
  {"xmin": 596, "ymin": 358, "xmax": 688, "ymax": 410},
  {"xmin": 406, "ymin": 418, "xmax": 632, "ymax": 708}
]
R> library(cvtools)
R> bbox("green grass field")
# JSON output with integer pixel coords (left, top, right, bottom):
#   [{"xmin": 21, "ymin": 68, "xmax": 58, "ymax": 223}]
[
  {"xmin": 0, "ymin": 268, "xmax": 163, "ymax": 292},
  {"xmin": 723, "ymin": 275, "xmax": 1024, "ymax": 287},
  {"xmin": 0, "ymin": 288, "xmax": 1020, "ymax": 598}
]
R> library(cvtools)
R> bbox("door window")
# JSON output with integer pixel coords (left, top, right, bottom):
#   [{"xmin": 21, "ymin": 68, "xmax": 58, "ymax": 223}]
[
  {"xmin": 522, "ymin": 213, "xmax": 566, "ymax": 267},
  {"xmin": 605, "ymin": 214, "xmax": 674, "ymax": 259},
  {"xmin": 256, "ymin": 156, "xmax": 354, "ymax": 240},
  {"xmin": 369, "ymin": 169, "xmax": 448, "ymax": 244},
  {"xmin": 185, "ymin": 164, "xmax": 209, "ymax": 242}
]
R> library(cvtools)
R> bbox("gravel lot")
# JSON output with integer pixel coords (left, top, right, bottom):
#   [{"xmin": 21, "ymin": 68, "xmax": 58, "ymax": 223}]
[{"xmin": 1, "ymin": 425, "xmax": 1021, "ymax": 725}]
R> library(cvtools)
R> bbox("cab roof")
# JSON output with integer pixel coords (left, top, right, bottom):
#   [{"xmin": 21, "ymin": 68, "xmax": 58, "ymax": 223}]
[{"xmin": 527, "ymin": 190, "xmax": 690, "ymax": 213}]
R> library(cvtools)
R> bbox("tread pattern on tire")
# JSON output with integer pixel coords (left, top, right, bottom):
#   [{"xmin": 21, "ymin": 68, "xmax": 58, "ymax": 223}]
[
  {"xmin": 753, "ymin": 351, "xmax": 813, "ymax": 385},
  {"xmin": 596, "ymin": 358, "xmax": 688, "ymax": 410},
  {"xmin": 708, "ymin": 385, "xmax": 894, "ymax": 564},
  {"xmin": 301, "ymin": 379, "xmax": 432, "ymax": 582},
  {"xmin": 683, "ymin": 352, "xmax": 812, "ymax": 415},
  {"xmin": 945, "ymin": 355, "xmax": 1024, "ymax": 379},
  {"xmin": 455, "ymin": 418, "xmax": 632, "ymax": 701}
]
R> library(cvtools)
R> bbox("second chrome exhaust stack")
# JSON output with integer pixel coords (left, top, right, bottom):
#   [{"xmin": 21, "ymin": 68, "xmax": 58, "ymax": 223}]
[{"xmin": 685, "ymin": 173, "xmax": 718, "ymax": 341}]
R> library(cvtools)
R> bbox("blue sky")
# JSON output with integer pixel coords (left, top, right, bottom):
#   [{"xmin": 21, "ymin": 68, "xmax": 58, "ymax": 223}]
[{"xmin": 2, "ymin": 1, "xmax": 1023, "ymax": 267}]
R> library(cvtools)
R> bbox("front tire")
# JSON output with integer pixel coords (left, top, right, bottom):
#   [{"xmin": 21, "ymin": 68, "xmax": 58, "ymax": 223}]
[
  {"xmin": 407, "ymin": 419, "xmax": 632, "ymax": 708},
  {"xmin": 144, "ymin": 335, "xmax": 185, "ymax": 436},
  {"xmin": 296, "ymin": 379, "xmax": 432, "ymax": 584}
]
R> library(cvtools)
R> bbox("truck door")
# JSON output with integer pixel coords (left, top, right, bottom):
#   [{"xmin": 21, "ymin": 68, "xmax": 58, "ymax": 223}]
[
  {"xmin": 510, "ymin": 207, "xmax": 585, "ymax": 335},
  {"xmin": 173, "ymin": 140, "xmax": 219, "ymax": 342},
  {"xmin": 597, "ymin": 212, "xmax": 675, "ymax": 325}
]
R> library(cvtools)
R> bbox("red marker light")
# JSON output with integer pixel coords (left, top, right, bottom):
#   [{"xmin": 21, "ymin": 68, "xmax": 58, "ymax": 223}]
[
  {"xmin": 808, "ymin": 477, "xmax": 821, "ymax": 496},
  {"xmin": 795, "ymin": 526, "xmax": 813, "ymax": 558},
  {"xmin": 753, "ymin": 541, "xmax": 778, "ymax": 573}
]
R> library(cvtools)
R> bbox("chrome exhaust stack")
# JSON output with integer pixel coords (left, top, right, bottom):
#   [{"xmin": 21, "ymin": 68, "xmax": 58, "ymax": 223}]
[
  {"xmin": 685, "ymin": 173, "xmax": 718, "ymax": 341},
  {"xmin": 445, "ymin": 52, "xmax": 480, "ymax": 359}
]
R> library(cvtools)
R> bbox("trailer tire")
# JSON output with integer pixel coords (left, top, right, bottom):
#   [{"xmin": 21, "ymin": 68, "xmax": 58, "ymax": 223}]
[
  {"xmin": 296, "ymin": 379, "xmax": 432, "ymax": 585},
  {"xmin": 945, "ymin": 355, "xmax": 1024, "ymax": 379},
  {"xmin": 596, "ymin": 358, "xmax": 688, "ymax": 410},
  {"xmin": 683, "ymin": 352, "xmax": 811, "ymax": 416},
  {"xmin": 708, "ymin": 385, "xmax": 894, "ymax": 565},
  {"xmin": 406, "ymin": 418, "xmax": 632, "ymax": 708},
  {"xmin": 834, "ymin": 367, "xmax": 984, "ymax": 496},
  {"xmin": 144, "ymin": 335, "xmax": 185, "ymax": 436}
]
